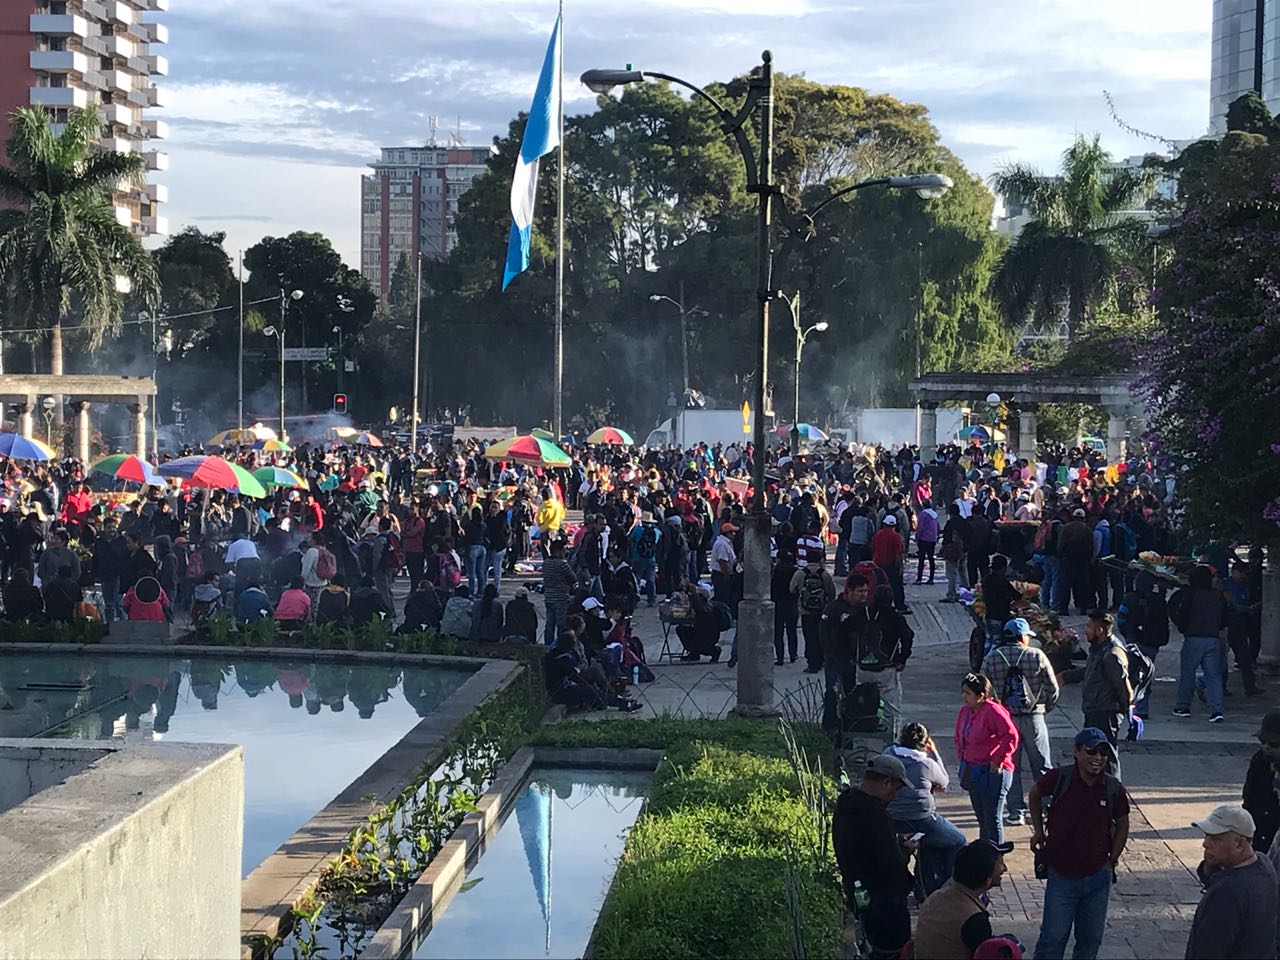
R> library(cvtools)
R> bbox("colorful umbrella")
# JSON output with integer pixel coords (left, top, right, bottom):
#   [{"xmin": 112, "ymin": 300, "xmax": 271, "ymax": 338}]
[
  {"xmin": 484, "ymin": 435, "xmax": 571, "ymax": 466},
  {"xmin": 209, "ymin": 423, "xmax": 277, "ymax": 446},
  {"xmin": 956, "ymin": 424, "xmax": 1005, "ymax": 442},
  {"xmin": 252, "ymin": 466, "xmax": 307, "ymax": 490},
  {"xmin": 90, "ymin": 454, "xmax": 162, "ymax": 485},
  {"xmin": 354, "ymin": 431, "xmax": 383, "ymax": 447},
  {"xmin": 157, "ymin": 456, "xmax": 268, "ymax": 498},
  {"xmin": 529, "ymin": 428, "xmax": 556, "ymax": 440},
  {"xmin": 775, "ymin": 423, "xmax": 829, "ymax": 441},
  {"xmin": 251, "ymin": 438, "xmax": 292, "ymax": 453},
  {"xmin": 0, "ymin": 434, "xmax": 56, "ymax": 461},
  {"xmin": 586, "ymin": 426, "xmax": 634, "ymax": 445}
]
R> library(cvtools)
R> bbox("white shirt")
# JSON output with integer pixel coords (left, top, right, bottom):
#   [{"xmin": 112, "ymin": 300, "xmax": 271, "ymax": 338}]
[
  {"xmin": 711, "ymin": 534, "xmax": 736, "ymax": 571},
  {"xmin": 224, "ymin": 538, "xmax": 259, "ymax": 565},
  {"xmin": 954, "ymin": 496, "xmax": 974, "ymax": 519},
  {"xmin": 301, "ymin": 546, "xmax": 326, "ymax": 588}
]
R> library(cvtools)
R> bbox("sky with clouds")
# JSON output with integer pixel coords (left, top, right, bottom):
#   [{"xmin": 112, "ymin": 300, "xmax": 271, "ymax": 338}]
[{"xmin": 157, "ymin": 0, "xmax": 1212, "ymax": 267}]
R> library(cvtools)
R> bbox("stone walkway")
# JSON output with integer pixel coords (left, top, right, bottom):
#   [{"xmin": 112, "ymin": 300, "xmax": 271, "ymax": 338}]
[{"xmin": 484, "ymin": 544, "xmax": 1271, "ymax": 958}]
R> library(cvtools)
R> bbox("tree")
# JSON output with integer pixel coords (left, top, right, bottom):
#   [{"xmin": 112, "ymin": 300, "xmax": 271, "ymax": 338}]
[
  {"xmin": 0, "ymin": 106, "xmax": 159, "ymax": 374},
  {"xmin": 991, "ymin": 134, "xmax": 1156, "ymax": 339}
]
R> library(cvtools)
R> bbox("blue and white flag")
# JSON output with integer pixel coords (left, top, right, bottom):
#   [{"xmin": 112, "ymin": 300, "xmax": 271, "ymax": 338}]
[{"xmin": 502, "ymin": 15, "xmax": 562, "ymax": 290}]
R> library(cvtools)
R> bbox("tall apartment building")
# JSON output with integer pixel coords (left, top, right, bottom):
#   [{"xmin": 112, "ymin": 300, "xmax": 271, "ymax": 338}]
[
  {"xmin": 360, "ymin": 144, "xmax": 491, "ymax": 299},
  {"xmin": 0, "ymin": 0, "xmax": 169, "ymax": 237},
  {"xmin": 1208, "ymin": 0, "xmax": 1280, "ymax": 133}
]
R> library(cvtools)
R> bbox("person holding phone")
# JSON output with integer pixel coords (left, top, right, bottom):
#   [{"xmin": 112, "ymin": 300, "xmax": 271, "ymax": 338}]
[{"xmin": 884, "ymin": 722, "xmax": 969, "ymax": 895}]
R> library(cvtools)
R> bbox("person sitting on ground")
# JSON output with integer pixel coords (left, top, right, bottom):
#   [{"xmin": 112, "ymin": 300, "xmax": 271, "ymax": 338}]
[
  {"xmin": 542, "ymin": 619, "xmax": 641, "ymax": 714},
  {"xmin": 400, "ymin": 579, "xmax": 443, "ymax": 634},
  {"xmin": 124, "ymin": 575, "xmax": 172, "ymax": 623},
  {"xmin": 470, "ymin": 583, "xmax": 505, "ymax": 643},
  {"xmin": 503, "ymin": 586, "xmax": 539, "ymax": 643},
  {"xmin": 3, "ymin": 567, "xmax": 44, "ymax": 619},
  {"xmin": 884, "ymin": 722, "xmax": 966, "ymax": 896},
  {"xmin": 675, "ymin": 584, "xmax": 729, "ymax": 662},
  {"xmin": 190, "ymin": 572, "xmax": 223, "ymax": 624},
  {"xmin": 439, "ymin": 584, "xmax": 474, "ymax": 640},
  {"xmin": 913, "ymin": 839, "xmax": 1009, "ymax": 960},
  {"xmin": 832, "ymin": 755, "xmax": 914, "ymax": 957},
  {"xmin": 349, "ymin": 574, "xmax": 391, "ymax": 626},
  {"xmin": 42, "ymin": 564, "xmax": 83, "ymax": 622},
  {"xmin": 316, "ymin": 574, "xmax": 351, "ymax": 627},
  {"xmin": 235, "ymin": 579, "xmax": 271, "ymax": 624},
  {"xmin": 274, "ymin": 576, "xmax": 312, "ymax": 630}
]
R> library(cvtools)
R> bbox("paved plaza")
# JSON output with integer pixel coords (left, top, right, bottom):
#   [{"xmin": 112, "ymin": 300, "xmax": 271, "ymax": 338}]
[{"xmin": 480, "ymin": 552, "xmax": 1268, "ymax": 958}]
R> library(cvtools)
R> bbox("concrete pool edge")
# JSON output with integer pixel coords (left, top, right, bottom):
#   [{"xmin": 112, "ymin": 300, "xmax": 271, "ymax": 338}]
[
  {"xmin": 237, "ymin": 656, "xmax": 524, "ymax": 957},
  {"xmin": 0, "ymin": 641, "xmax": 497, "ymax": 671},
  {"xmin": 359, "ymin": 746, "xmax": 665, "ymax": 960}
]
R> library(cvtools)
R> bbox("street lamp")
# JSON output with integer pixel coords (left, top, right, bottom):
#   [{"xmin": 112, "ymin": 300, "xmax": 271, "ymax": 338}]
[
  {"xmin": 650, "ymin": 285, "xmax": 707, "ymax": 448},
  {"xmin": 776, "ymin": 292, "xmax": 828, "ymax": 452},
  {"xmin": 266, "ymin": 289, "xmax": 303, "ymax": 440},
  {"xmin": 582, "ymin": 53, "xmax": 953, "ymax": 715},
  {"xmin": 41, "ymin": 396, "xmax": 56, "ymax": 446}
]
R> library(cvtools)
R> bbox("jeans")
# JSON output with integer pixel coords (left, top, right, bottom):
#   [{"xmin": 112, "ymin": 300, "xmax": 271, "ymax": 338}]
[
  {"xmin": 632, "ymin": 557, "xmax": 656, "ymax": 605},
  {"xmin": 894, "ymin": 813, "xmax": 967, "ymax": 895},
  {"xmin": 1176, "ymin": 634, "xmax": 1224, "ymax": 715},
  {"xmin": 915, "ymin": 541, "xmax": 936, "ymax": 583},
  {"xmin": 965, "ymin": 764, "xmax": 1012, "ymax": 845},
  {"xmin": 466, "ymin": 544, "xmax": 487, "ymax": 593},
  {"xmin": 486, "ymin": 548, "xmax": 506, "ymax": 593},
  {"xmin": 1228, "ymin": 620, "xmax": 1259, "ymax": 693},
  {"xmin": 101, "ymin": 576, "xmax": 121, "ymax": 622},
  {"xmin": 1033, "ymin": 867, "xmax": 1112, "ymax": 959},
  {"xmin": 945, "ymin": 551, "xmax": 969, "ymax": 600},
  {"xmin": 1008, "ymin": 713, "xmax": 1053, "ymax": 817},
  {"xmin": 834, "ymin": 536, "xmax": 849, "ymax": 577},
  {"xmin": 1037, "ymin": 555, "xmax": 1062, "ymax": 612},
  {"xmin": 1063, "ymin": 558, "xmax": 1091, "ymax": 614},
  {"xmin": 543, "ymin": 600, "xmax": 567, "ymax": 645},
  {"xmin": 1134, "ymin": 643, "xmax": 1159, "ymax": 717},
  {"xmin": 773, "ymin": 596, "xmax": 798, "ymax": 661},
  {"xmin": 801, "ymin": 612, "xmax": 824, "ymax": 671},
  {"xmin": 406, "ymin": 552, "xmax": 425, "ymax": 591},
  {"xmin": 880, "ymin": 563, "xmax": 905, "ymax": 610}
]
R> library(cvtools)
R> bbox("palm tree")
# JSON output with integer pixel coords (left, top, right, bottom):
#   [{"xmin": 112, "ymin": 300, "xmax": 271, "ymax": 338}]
[
  {"xmin": 991, "ymin": 134, "xmax": 1154, "ymax": 340},
  {"xmin": 0, "ymin": 106, "xmax": 160, "ymax": 377}
]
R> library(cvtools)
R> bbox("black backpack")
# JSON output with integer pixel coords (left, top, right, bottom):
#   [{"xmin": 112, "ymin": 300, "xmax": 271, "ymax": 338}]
[
  {"xmin": 844, "ymin": 681, "xmax": 885, "ymax": 732},
  {"xmin": 996, "ymin": 647, "xmax": 1034, "ymax": 712},
  {"xmin": 1143, "ymin": 595, "xmax": 1170, "ymax": 649},
  {"xmin": 1118, "ymin": 638, "xmax": 1154, "ymax": 705},
  {"xmin": 635, "ymin": 524, "xmax": 659, "ymax": 559},
  {"xmin": 800, "ymin": 569, "xmax": 827, "ymax": 614},
  {"xmin": 857, "ymin": 610, "xmax": 899, "ymax": 672},
  {"xmin": 1167, "ymin": 588, "xmax": 1191, "ymax": 634}
]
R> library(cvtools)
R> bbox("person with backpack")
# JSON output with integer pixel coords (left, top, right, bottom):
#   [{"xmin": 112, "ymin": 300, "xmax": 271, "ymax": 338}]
[
  {"xmin": 819, "ymin": 572, "xmax": 873, "ymax": 738},
  {"xmin": 954, "ymin": 672, "xmax": 1020, "ymax": 847},
  {"xmin": 300, "ymin": 531, "xmax": 334, "ymax": 620},
  {"xmin": 982, "ymin": 618, "xmax": 1060, "ymax": 828},
  {"xmin": 772, "ymin": 549, "xmax": 801, "ymax": 667},
  {"xmin": 914, "ymin": 498, "xmax": 939, "ymax": 585},
  {"xmin": 1032, "ymin": 513, "xmax": 1063, "ymax": 614},
  {"xmin": 374, "ymin": 517, "xmax": 403, "ymax": 616},
  {"xmin": 1028, "ymin": 727, "xmax": 1131, "ymax": 960},
  {"xmin": 1172, "ymin": 564, "xmax": 1231, "ymax": 724},
  {"xmin": 870, "ymin": 515, "xmax": 909, "ymax": 614},
  {"xmin": 1116, "ymin": 571, "xmax": 1170, "ymax": 719},
  {"xmin": 1080, "ymin": 610, "xmax": 1134, "ymax": 779},
  {"xmin": 791, "ymin": 547, "xmax": 836, "ymax": 674},
  {"xmin": 628, "ymin": 512, "xmax": 662, "ymax": 608}
]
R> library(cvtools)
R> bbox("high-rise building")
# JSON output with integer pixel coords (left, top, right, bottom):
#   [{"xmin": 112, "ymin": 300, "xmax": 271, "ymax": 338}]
[
  {"xmin": 0, "ymin": 0, "xmax": 168, "ymax": 237},
  {"xmin": 359, "ymin": 144, "xmax": 491, "ymax": 299},
  {"xmin": 1210, "ymin": 0, "xmax": 1268, "ymax": 133}
]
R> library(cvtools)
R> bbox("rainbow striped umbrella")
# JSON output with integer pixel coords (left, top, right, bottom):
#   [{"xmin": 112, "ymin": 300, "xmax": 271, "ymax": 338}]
[
  {"xmin": 354, "ymin": 431, "xmax": 383, "ymax": 447},
  {"xmin": 774, "ymin": 423, "xmax": 829, "ymax": 441},
  {"xmin": 586, "ymin": 426, "xmax": 634, "ymax": 445},
  {"xmin": 90, "ymin": 454, "xmax": 163, "ymax": 485},
  {"xmin": 0, "ymin": 434, "xmax": 56, "ymax": 461},
  {"xmin": 157, "ymin": 456, "xmax": 268, "ymax": 498},
  {"xmin": 251, "ymin": 438, "xmax": 292, "ymax": 453},
  {"xmin": 483, "ymin": 435, "xmax": 571, "ymax": 467},
  {"xmin": 252, "ymin": 466, "xmax": 307, "ymax": 490}
]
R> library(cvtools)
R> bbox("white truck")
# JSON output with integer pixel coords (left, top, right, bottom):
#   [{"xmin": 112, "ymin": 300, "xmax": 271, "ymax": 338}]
[
  {"xmin": 644, "ymin": 409, "xmax": 753, "ymax": 449},
  {"xmin": 848, "ymin": 407, "xmax": 966, "ymax": 448}
]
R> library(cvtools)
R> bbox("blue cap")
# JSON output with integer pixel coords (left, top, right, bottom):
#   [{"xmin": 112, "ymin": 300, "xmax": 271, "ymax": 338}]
[
  {"xmin": 1003, "ymin": 617, "xmax": 1032, "ymax": 637},
  {"xmin": 1074, "ymin": 727, "xmax": 1109, "ymax": 749}
]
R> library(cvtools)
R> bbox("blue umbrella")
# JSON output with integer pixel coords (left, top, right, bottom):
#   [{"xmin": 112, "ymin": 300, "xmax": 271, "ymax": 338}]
[
  {"xmin": 0, "ymin": 433, "xmax": 56, "ymax": 461},
  {"xmin": 516, "ymin": 782, "xmax": 552, "ymax": 951}
]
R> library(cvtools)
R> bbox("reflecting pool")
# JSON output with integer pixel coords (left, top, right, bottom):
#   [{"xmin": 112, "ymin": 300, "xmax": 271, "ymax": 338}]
[
  {"xmin": 406, "ymin": 766, "xmax": 651, "ymax": 960},
  {"xmin": 0, "ymin": 653, "xmax": 476, "ymax": 874}
]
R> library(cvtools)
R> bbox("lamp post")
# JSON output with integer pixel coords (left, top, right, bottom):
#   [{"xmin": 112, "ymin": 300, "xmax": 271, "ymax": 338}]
[
  {"xmin": 335, "ymin": 294, "xmax": 354, "ymax": 395},
  {"xmin": 779, "ymin": 291, "xmax": 828, "ymax": 451},
  {"xmin": 581, "ymin": 56, "xmax": 952, "ymax": 714},
  {"xmin": 650, "ymin": 282, "xmax": 706, "ymax": 450},
  {"xmin": 264, "ymin": 288, "xmax": 303, "ymax": 440},
  {"xmin": 41, "ymin": 396, "xmax": 55, "ymax": 445}
]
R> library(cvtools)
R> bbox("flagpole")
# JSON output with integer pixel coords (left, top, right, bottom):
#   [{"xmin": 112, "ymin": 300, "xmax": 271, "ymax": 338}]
[{"xmin": 553, "ymin": 0, "xmax": 565, "ymax": 440}]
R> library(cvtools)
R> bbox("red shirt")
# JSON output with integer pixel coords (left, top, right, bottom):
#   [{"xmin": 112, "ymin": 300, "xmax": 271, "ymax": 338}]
[
  {"xmin": 1036, "ymin": 766, "xmax": 1130, "ymax": 878},
  {"xmin": 870, "ymin": 527, "xmax": 904, "ymax": 567}
]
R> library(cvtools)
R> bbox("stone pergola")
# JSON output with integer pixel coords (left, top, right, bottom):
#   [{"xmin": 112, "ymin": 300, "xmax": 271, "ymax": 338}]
[
  {"xmin": 0, "ymin": 375, "xmax": 156, "ymax": 461},
  {"xmin": 908, "ymin": 373, "xmax": 1143, "ymax": 462}
]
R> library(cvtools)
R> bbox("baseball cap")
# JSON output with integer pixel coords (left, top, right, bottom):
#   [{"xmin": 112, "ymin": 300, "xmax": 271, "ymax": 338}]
[
  {"xmin": 883, "ymin": 515, "xmax": 897, "ymax": 526},
  {"xmin": 582, "ymin": 597, "xmax": 603, "ymax": 611},
  {"xmin": 866, "ymin": 755, "xmax": 907, "ymax": 783},
  {"xmin": 1074, "ymin": 727, "xmax": 1111, "ymax": 750},
  {"xmin": 1003, "ymin": 617, "xmax": 1032, "ymax": 638},
  {"xmin": 1193, "ymin": 804, "xmax": 1255, "ymax": 839},
  {"xmin": 721, "ymin": 522, "xmax": 739, "ymax": 533},
  {"xmin": 1072, "ymin": 508, "xmax": 1086, "ymax": 518}
]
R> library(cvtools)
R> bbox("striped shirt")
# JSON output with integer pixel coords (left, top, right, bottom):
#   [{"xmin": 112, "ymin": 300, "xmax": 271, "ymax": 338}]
[{"xmin": 542, "ymin": 558, "xmax": 576, "ymax": 604}]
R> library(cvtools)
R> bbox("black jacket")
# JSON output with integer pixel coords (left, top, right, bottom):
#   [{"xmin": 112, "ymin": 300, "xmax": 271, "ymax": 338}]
[
  {"xmin": 1243, "ymin": 749, "xmax": 1280, "ymax": 853},
  {"xmin": 503, "ymin": 596, "xmax": 539, "ymax": 641},
  {"xmin": 832, "ymin": 787, "xmax": 913, "ymax": 904},
  {"xmin": 484, "ymin": 512, "xmax": 511, "ymax": 550},
  {"xmin": 402, "ymin": 589, "xmax": 443, "ymax": 632}
]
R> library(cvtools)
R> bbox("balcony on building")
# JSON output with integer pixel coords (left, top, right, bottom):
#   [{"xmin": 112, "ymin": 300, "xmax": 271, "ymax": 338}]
[
  {"xmin": 141, "ymin": 213, "xmax": 168, "ymax": 236},
  {"xmin": 136, "ymin": 21, "xmax": 167, "ymax": 44},
  {"xmin": 142, "ymin": 0, "xmax": 169, "ymax": 11},
  {"xmin": 114, "ymin": 204, "xmax": 134, "ymax": 227},
  {"xmin": 142, "ymin": 182, "xmax": 168, "ymax": 204},
  {"xmin": 142, "ymin": 84, "xmax": 166, "ymax": 108},
  {"xmin": 30, "ymin": 49, "xmax": 89, "ymax": 74},
  {"xmin": 100, "ymin": 136, "xmax": 134, "ymax": 154},
  {"xmin": 29, "ymin": 13, "xmax": 89, "ymax": 37},
  {"xmin": 30, "ymin": 86, "xmax": 89, "ymax": 109},
  {"xmin": 142, "ymin": 149, "xmax": 168, "ymax": 171},
  {"xmin": 143, "ymin": 54, "xmax": 168, "ymax": 76},
  {"xmin": 142, "ymin": 118, "xmax": 168, "ymax": 139},
  {"xmin": 102, "ymin": 101, "xmax": 132, "ymax": 126},
  {"xmin": 105, "ymin": 0, "xmax": 136, "ymax": 25}
]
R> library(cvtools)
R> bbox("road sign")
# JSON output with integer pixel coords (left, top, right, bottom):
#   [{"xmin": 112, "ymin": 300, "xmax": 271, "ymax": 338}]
[{"xmin": 282, "ymin": 347, "xmax": 330, "ymax": 361}]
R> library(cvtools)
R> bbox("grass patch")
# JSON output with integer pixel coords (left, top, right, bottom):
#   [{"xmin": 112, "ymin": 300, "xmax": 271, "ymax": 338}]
[{"xmin": 534, "ymin": 717, "xmax": 842, "ymax": 960}]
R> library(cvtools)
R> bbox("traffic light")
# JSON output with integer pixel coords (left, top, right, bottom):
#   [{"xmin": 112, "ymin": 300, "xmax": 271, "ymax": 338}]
[{"xmin": 333, "ymin": 393, "xmax": 348, "ymax": 415}]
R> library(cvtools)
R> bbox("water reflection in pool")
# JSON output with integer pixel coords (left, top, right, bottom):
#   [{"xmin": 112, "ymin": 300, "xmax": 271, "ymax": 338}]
[
  {"xmin": 0, "ymin": 654, "xmax": 476, "ymax": 874},
  {"xmin": 406, "ymin": 767, "xmax": 651, "ymax": 960}
]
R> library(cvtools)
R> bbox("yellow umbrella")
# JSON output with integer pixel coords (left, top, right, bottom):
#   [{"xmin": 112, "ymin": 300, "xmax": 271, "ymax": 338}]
[
  {"xmin": 209, "ymin": 422, "xmax": 277, "ymax": 446},
  {"xmin": 484, "ymin": 437, "xmax": 518, "ymax": 459}
]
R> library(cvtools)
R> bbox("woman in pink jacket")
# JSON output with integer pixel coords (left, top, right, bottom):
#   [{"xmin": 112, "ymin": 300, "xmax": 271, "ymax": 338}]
[{"xmin": 954, "ymin": 672, "xmax": 1020, "ymax": 846}]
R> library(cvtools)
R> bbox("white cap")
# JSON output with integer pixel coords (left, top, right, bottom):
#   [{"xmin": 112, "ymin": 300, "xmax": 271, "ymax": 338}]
[
  {"xmin": 1193, "ymin": 804, "xmax": 1255, "ymax": 838},
  {"xmin": 883, "ymin": 515, "xmax": 897, "ymax": 526}
]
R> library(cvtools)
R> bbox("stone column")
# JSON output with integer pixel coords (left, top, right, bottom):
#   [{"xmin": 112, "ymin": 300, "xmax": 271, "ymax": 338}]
[
  {"xmin": 1259, "ymin": 551, "xmax": 1280, "ymax": 673},
  {"xmin": 132, "ymin": 402, "xmax": 147, "ymax": 459},
  {"xmin": 74, "ymin": 401, "xmax": 91, "ymax": 464},
  {"xmin": 16, "ymin": 403, "xmax": 33, "ymax": 440},
  {"xmin": 1106, "ymin": 408, "xmax": 1127, "ymax": 463},
  {"xmin": 918, "ymin": 402, "xmax": 939, "ymax": 463},
  {"xmin": 1019, "ymin": 404, "xmax": 1039, "ymax": 460},
  {"xmin": 733, "ymin": 510, "xmax": 777, "ymax": 717}
]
